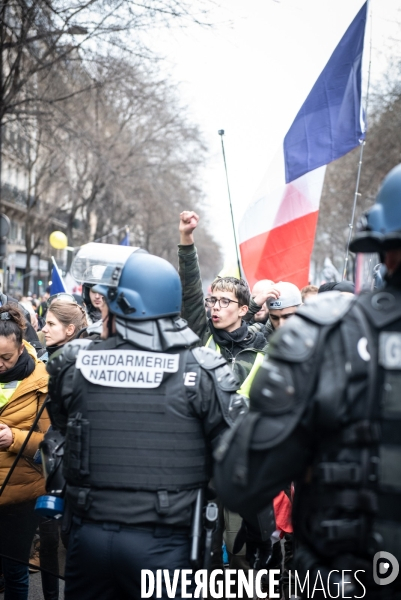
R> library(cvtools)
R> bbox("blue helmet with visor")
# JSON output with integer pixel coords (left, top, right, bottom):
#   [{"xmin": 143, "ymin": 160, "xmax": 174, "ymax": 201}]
[
  {"xmin": 350, "ymin": 163, "xmax": 401, "ymax": 254},
  {"xmin": 71, "ymin": 243, "xmax": 182, "ymax": 320},
  {"xmin": 350, "ymin": 164, "xmax": 401, "ymax": 292}
]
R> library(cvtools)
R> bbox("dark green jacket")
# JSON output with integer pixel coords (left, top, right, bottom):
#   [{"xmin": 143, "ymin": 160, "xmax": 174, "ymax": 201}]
[{"xmin": 178, "ymin": 244, "xmax": 268, "ymax": 385}]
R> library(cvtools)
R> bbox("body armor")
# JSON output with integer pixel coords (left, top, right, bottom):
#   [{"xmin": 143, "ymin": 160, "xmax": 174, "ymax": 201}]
[
  {"xmin": 65, "ymin": 342, "xmax": 210, "ymax": 491},
  {"xmin": 288, "ymin": 287, "xmax": 401, "ymax": 592},
  {"xmin": 219, "ymin": 289, "xmax": 401, "ymax": 595},
  {"xmin": 47, "ymin": 335, "xmax": 244, "ymax": 522}
]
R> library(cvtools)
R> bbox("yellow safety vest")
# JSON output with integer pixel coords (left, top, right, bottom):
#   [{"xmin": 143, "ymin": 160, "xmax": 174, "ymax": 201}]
[
  {"xmin": 0, "ymin": 380, "xmax": 21, "ymax": 409},
  {"xmin": 205, "ymin": 336, "xmax": 264, "ymax": 399}
]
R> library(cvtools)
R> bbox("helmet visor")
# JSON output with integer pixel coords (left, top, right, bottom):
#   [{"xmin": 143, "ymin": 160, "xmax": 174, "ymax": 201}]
[
  {"xmin": 71, "ymin": 243, "xmax": 139, "ymax": 285},
  {"xmin": 355, "ymin": 252, "xmax": 383, "ymax": 294}
]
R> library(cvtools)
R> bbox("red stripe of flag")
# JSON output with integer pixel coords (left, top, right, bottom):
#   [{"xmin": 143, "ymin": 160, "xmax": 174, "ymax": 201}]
[{"xmin": 239, "ymin": 211, "xmax": 319, "ymax": 289}]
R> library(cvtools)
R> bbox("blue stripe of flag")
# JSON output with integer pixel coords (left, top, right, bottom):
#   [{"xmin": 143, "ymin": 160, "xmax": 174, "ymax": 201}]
[
  {"xmin": 50, "ymin": 263, "xmax": 66, "ymax": 294},
  {"xmin": 284, "ymin": 2, "xmax": 367, "ymax": 184}
]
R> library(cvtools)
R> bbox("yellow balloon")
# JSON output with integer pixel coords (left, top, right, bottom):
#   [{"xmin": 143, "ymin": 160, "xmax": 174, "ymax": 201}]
[{"xmin": 49, "ymin": 231, "xmax": 68, "ymax": 250}]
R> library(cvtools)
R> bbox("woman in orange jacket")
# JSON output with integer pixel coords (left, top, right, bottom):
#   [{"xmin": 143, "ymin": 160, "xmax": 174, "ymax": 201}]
[{"xmin": 0, "ymin": 304, "xmax": 49, "ymax": 600}]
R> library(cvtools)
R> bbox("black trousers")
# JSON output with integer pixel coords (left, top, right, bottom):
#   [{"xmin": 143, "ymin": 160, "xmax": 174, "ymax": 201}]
[
  {"xmin": 65, "ymin": 520, "xmax": 194, "ymax": 600},
  {"xmin": 39, "ymin": 517, "xmax": 60, "ymax": 600}
]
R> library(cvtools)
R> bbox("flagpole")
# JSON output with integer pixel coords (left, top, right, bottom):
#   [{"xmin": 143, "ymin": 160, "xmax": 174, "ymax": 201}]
[
  {"xmin": 342, "ymin": 0, "xmax": 373, "ymax": 281},
  {"xmin": 342, "ymin": 141, "xmax": 365, "ymax": 281},
  {"xmin": 218, "ymin": 130, "xmax": 242, "ymax": 279}
]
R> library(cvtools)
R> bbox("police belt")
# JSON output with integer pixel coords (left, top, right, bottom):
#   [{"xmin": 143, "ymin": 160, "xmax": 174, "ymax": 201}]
[{"xmin": 72, "ymin": 516, "xmax": 190, "ymax": 536}]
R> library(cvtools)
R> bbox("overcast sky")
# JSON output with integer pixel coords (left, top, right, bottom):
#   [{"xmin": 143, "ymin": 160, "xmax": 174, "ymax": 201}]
[{"xmin": 146, "ymin": 0, "xmax": 401, "ymax": 265}]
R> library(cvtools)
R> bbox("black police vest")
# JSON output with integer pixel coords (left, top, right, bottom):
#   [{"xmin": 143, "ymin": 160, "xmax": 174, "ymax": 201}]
[
  {"xmin": 294, "ymin": 287, "xmax": 401, "ymax": 575},
  {"xmin": 63, "ymin": 341, "xmax": 210, "ymax": 495}
]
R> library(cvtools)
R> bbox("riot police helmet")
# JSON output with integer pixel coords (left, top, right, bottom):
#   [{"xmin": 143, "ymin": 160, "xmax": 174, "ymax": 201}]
[
  {"xmin": 350, "ymin": 163, "xmax": 401, "ymax": 254},
  {"xmin": 93, "ymin": 252, "xmax": 182, "ymax": 321},
  {"xmin": 350, "ymin": 164, "xmax": 401, "ymax": 292},
  {"xmin": 71, "ymin": 243, "xmax": 182, "ymax": 321},
  {"xmin": 93, "ymin": 252, "xmax": 182, "ymax": 320}
]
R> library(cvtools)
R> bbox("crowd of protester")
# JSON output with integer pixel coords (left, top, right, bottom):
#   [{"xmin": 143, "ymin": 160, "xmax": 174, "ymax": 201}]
[{"xmin": 0, "ymin": 214, "xmax": 356, "ymax": 600}]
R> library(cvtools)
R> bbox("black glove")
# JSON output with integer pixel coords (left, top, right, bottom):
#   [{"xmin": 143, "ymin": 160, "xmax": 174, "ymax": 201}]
[{"xmin": 232, "ymin": 520, "xmax": 273, "ymax": 569}]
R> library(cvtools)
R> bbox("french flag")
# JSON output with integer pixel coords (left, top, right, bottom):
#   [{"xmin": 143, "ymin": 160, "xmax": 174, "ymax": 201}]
[
  {"xmin": 50, "ymin": 258, "xmax": 66, "ymax": 294},
  {"xmin": 239, "ymin": 2, "xmax": 368, "ymax": 289}
]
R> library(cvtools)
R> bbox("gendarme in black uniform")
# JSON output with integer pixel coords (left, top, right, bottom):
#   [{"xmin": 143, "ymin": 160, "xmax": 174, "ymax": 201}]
[
  {"xmin": 215, "ymin": 165, "xmax": 401, "ymax": 599},
  {"xmin": 46, "ymin": 249, "xmax": 246, "ymax": 600}
]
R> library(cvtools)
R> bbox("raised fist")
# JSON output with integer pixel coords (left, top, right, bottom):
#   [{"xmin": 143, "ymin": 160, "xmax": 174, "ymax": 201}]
[
  {"xmin": 179, "ymin": 211, "xmax": 199, "ymax": 234},
  {"xmin": 179, "ymin": 211, "xmax": 200, "ymax": 244}
]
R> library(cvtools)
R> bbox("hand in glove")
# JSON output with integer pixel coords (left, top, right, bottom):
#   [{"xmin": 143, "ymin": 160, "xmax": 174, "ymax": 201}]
[{"xmin": 232, "ymin": 519, "xmax": 273, "ymax": 569}]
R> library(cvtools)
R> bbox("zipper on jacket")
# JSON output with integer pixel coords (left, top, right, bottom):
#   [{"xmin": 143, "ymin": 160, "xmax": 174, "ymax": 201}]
[{"xmin": 224, "ymin": 347, "xmax": 260, "ymax": 371}]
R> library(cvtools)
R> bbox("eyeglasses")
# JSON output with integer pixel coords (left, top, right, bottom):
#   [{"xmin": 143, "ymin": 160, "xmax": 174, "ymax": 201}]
[
  {"xmin": 47, "ymin": 293, "xmax": 78, "ymax": 308},
  {"xmin": 204, "ymin": 296, "xmax": 239, "ymax": 309}
]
